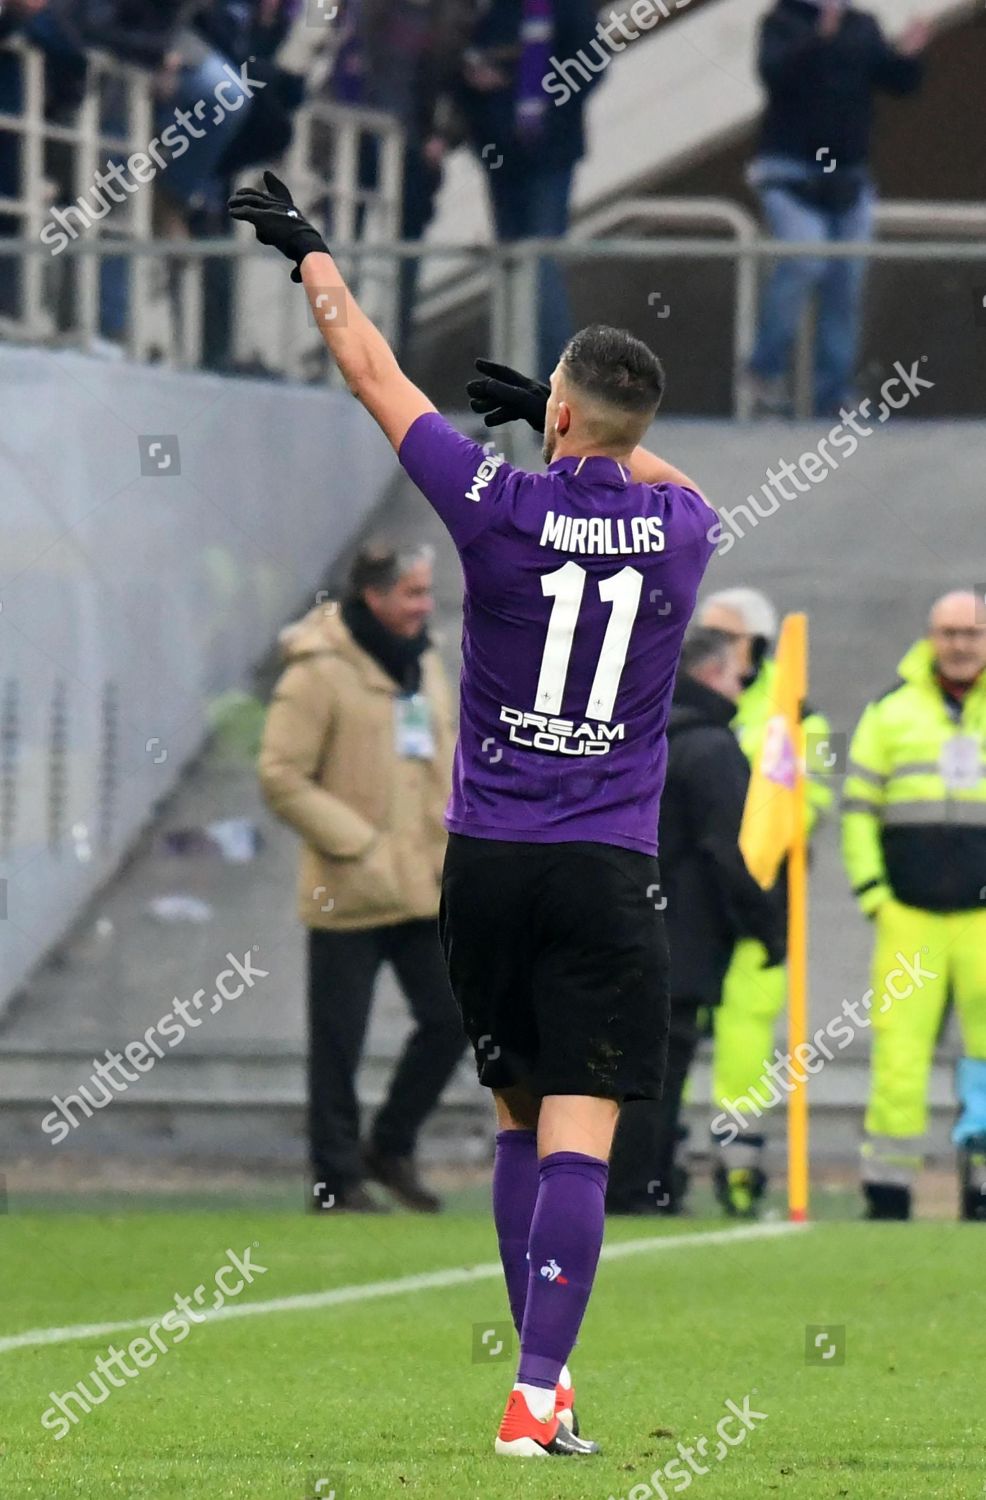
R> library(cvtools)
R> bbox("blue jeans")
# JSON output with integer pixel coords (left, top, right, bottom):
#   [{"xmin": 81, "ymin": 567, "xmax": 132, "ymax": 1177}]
[
  {"xmin": 749, "ymin": 178, "xmax": 875, "ymax": 415},
  {"xmin": 156, "ymin": 51, "xmax": 253, "ymax": 213},
  {"xmin": 487, "ymin": 162, "xmax": 574, "ymax": 380}
]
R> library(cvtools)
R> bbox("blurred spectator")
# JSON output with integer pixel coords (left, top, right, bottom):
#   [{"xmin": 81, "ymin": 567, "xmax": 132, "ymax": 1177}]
[
  {"xmin": 607, "ymin": 628, "xmax": 784, "ymax": 1217},
  {"xmin": 458, "ymin": 0, "xmax": 602, "ymax": 378},
  {"xmin": 699, "ymin": 587, "xmax": 833, "ymax": 1218},
  {"xmin": 142, "ymin": 4, "xmax": 298, "ymax": 229},
  {"xmin": 0, "ymin": 0, "xmax": 143, "ymax": 337},
  {"xmin": 747, "ymin": 0, "xmax": 930, "ymax": 417},
  {"xmin": 0, "ymin": 0, "xmax": 87, "ymax": 119},
  {"xmin": 187, "ymin": 2, "xmax": 307, "ymax": 211},
  {"xmin": 157, "ymin": 2, "xmax": 308, "ymax": 368},
  {"xmin": 259, "ymin": 544, "xmax": 465, "ymax": 1215},
  {"xmin": 324, "ymin": 0, "xmax": 475, "ymax": 359},
  {"xmin": 842, "ymin": 591, "xmax": 986, "ymax": 1223}
]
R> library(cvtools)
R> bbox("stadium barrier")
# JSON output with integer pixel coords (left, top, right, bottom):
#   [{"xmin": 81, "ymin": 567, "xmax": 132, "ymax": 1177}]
[
  {"xmin": 2, "ymin": 35, "xmax": 982, "ymax": 408},
  {"xmin": 0, "ymin": 345, "xmax": 399, "ymax": 1011},
  {"xmin": 0, "ymin": 35, "xmax": 405, "ymax": 364},
  {"xmin": 7, "ymin": 224, "xmax": 985, "ymax": 415}
]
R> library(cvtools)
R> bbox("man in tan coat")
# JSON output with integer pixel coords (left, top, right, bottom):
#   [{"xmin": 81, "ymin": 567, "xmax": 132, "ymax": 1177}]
[{"xmin": 259, "ymin": 543, "xmax": 465, "ymax": 1212}]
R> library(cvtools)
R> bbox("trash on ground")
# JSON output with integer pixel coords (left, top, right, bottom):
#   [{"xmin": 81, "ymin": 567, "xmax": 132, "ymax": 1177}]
[{"xmin": 145, "ymin": 895, "xmax": 214, "ymax": 924}]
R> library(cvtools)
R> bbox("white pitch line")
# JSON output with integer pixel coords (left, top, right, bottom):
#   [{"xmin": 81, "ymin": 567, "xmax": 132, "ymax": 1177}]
[{"xmin": 0, "ymin": 1219, "xmax": 808, "ymax": 1356}]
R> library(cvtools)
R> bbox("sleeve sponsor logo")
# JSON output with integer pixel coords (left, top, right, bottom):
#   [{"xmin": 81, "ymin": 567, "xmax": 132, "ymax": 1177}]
[{"xmin": 465, "ymin": 453, "xmax": 506, "ymax": 503}]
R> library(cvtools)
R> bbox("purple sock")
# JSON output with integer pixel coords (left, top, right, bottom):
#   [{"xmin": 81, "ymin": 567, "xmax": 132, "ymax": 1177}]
[
  {"xmin": 492, "ymin": 1129, "xmax": 539, "ymax": 1334},
  {"xmin": 517, "ymin": 1151, "xmax": 609, "ymax": 1390}
]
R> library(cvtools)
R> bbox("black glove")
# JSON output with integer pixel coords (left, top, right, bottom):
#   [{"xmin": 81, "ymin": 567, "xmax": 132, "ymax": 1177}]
[
  {"xmin": 228, "ymin": 171, "xmax": 328, "ymax": 283},
  {"xmin": 466, "ymin": 358, "xmax": 549, "ymax": 433},
  {"xmin": 761, "ymin": 932, "xmax": 787, "ymax": 970}
]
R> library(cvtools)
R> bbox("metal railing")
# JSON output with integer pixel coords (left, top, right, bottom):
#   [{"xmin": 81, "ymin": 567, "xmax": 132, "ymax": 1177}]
[
  {"xmin": 570, "ymin": 198, "xmax": 761, "ymax": 418},
  {"xmin": 2, "ymin": 27, "xmax": 984, "ymax": 408},
  {"xmin": 13, "ymin": 230, "xmax": 986, "ymax": 395},
  {"xmin": 0, "ymin": 35, "xmax": 405, "ymax": 366},
  {"xmin": 0, "ymin": 37, "xmax": 153, "ymax": 346},
  {"xmin": 410, "ymin": 189, "xmax": 986, "ymax": 416}
]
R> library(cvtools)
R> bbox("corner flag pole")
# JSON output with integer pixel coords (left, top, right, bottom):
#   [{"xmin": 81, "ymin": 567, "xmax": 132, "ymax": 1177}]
[{"xmin": 787, "ymin": 614, "xmax": 810, "ymax": 1223}]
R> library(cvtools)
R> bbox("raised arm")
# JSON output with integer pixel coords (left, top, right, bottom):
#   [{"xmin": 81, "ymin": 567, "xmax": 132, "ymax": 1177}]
[
  {"xmin": 297, "ymin": 250, "xmax": 435, "ymax": 450},
  {"xmin": 867, "ymin": 14, "xmax": 927, "ymax": 96},
  {"xmin": 229, "ymin": 173, "xmax": 435, "ymax": 452},
  {"xmin": 626, "ymin": 446, "xmax": 709, "ymax": 504}
]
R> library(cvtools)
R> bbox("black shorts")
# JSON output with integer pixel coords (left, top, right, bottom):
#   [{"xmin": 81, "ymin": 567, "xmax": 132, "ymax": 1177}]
[{"xmin": 439, "ymin": 834, "xmax": 670, "ymax": 1103}]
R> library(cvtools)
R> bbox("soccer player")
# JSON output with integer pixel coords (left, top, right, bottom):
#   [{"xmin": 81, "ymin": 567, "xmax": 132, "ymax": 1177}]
[{"xmin": 230, "ymin": 173, "xmax": 718, "ymax": 1457}]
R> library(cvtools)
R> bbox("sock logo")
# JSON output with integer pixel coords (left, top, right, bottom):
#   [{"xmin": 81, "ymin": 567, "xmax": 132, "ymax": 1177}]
[{"xmin": 539, "ymin": 1259, "xmax": 568, "ymax": 1284}]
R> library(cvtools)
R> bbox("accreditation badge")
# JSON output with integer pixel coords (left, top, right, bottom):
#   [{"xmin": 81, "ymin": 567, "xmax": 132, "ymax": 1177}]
[
  {"xmin": 939, "ymin": 734, "xmax": 982, "ymax": 792},
  {"xmin": 394, "ymin": 692, "xmax": 435, "ymax": 760}
]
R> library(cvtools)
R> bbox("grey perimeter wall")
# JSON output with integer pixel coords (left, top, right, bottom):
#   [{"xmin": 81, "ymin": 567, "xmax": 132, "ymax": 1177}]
[{"xmin": 0, "ymin": 349, "xmax": 397, "ymax": 1007}]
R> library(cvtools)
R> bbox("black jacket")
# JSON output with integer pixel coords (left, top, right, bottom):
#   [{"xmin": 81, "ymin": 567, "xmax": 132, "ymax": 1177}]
[
  {"xmin": 61, "ymin": 0, "xmax": 193, "ymax": 70},
  {"xmin": 658, "ymin": 676, "xmax": 784, "ymax": 1008},
  {"xmin": 757, "ymin": 0, "xmax": 924, "ymax": 169},
  {"xmin": 459, "ymin": 0, "xmax": 601, "ymax": 171}
]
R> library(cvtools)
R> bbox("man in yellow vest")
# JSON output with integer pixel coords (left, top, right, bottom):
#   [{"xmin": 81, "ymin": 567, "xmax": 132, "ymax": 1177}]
[
  {"xmin": 698, "ymin": 588, "xmax": 833, "ymax": 1215},
  {"xmin": 843, "ymin": 590, "xmax": 986, "ymax": 1221}
]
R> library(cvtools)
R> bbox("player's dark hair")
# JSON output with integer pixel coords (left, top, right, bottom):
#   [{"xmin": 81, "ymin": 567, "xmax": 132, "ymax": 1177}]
[
  {"xmin": 560, "ymin": 325, "xmax": 666, "ymax": 416},
  {"xmin": 679, "ymin": 626, "xmax": 736, "ymax": 677}
]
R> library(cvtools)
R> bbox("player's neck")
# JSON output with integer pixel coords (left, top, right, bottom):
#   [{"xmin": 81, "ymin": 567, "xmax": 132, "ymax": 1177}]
[{"xmin": 549, "ymin": 442, "xmax": 634, "ymax": 468}]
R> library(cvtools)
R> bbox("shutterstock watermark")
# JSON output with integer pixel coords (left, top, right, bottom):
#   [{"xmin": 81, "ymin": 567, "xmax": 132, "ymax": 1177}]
[
  {"xmin": 607, "ymin": 1394, "xmax": 767, "ymax": 1500},
  {"xmin": 712, "ymin": 948, "xmax": 938, "ymax": 1145},
  {"xmin": 41, "ymin": 62, "xmax": 267, "ymax": 255},
  {"xmin": 544, "ymin": 1, "xmax": 694, "ymax": 106},
  {"xmin": 40, "ymin": 948, "xmax": 269, "ymax": 1144},
  {"xmin": 40, "ymin": 1246, "xmax": 268, "ymax": 1440},
  {"xmin": 709, "ymin": 359, "xmax": 935, "ymax": 557}
]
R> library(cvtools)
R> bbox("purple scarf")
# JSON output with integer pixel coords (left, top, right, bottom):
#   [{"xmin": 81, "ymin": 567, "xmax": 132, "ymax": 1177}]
[
  {"xmin": 329, "ymin": 0, "xmax": 366, "ymax": 106},
  {"xmin": 515, "ymin": 0, "xmax": 555, "ymax": 142}
]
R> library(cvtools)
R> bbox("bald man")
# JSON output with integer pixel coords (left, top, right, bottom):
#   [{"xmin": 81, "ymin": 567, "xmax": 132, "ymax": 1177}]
[
  {"xmin": 843, "ymin": 592, "xmax": 986, "ymax": 1222},
  {"xmin": 695, "ymin": 589, "xmax": 833, "ymax": 1217}
]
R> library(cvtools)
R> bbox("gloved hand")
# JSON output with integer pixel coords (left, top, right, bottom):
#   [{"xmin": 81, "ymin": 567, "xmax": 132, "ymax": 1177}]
[
  {"xmin": 228, "ymin": 171, "xmax": 328, "ymax": 283},
  {"xmin": 466, "ymin": 358, "xmax": 550, "ymax": 433}
]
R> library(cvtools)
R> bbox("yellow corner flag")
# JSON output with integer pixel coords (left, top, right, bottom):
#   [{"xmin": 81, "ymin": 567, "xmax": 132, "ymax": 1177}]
[
  {"xmin": 738, "ymin": 614, "xmax": 810, "ymax": 1222},
  {"xmin": 739, "ymin": 614, "xmax": 806, "ymax": 889}
]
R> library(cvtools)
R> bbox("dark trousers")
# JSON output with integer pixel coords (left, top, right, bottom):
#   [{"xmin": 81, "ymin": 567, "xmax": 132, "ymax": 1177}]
[
  {"xmin": 606, "ymin": 1001, "xmax": 703, "ymax": 1214},
  {"xmin": 485, "ymin": 162, "xmax": 575, "ymax": 379},
  {"xmin": 307, "ymin": 920, "xmax": 466, "ymax": 1193}
]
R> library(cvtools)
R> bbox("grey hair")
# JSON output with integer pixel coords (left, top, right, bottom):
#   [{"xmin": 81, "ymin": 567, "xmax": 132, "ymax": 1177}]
[
  {"xmin": 701, "ymin": 587, "xmax": 778, "ymax": 643},
  {"xmin": 679, "ymin": 626, "xmax": 737, "ymax": 677},
  {"xmin": 347, "ymin": 541, "xmax": 434, "ymax": 597}
]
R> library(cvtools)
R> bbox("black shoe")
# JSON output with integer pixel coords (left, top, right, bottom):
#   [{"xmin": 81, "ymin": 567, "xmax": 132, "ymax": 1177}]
[
  {"xmin": 310, "ymin": 1183, "xmax": 391, "ymax": 1214},
  {"xmin": 863, "ymin": 1182, "xmax": 911, "ymax": 1221},
  {"xmin": 362, "ymin": 1145, "xmax": 441, "ymax": 1213},
  {"xmin": 713, "ymin": 1165, "xmax": 767, "ymax": 1219},
  {"xmin": 959, "ymin": 1135, "xmax": 986, "ymax": 1222}
]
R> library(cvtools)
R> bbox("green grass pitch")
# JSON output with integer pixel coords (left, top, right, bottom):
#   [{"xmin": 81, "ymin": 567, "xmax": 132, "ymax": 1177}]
[{"xmin": 2, "ymin": 1200, "xmax": 984, "ymax": 1498}]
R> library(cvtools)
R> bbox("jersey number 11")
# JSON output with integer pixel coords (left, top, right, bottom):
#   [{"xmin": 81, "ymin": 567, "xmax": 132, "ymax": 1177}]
[{"xmin": 535, "ymin": 562, "xmax": 643, "ymax": 723}]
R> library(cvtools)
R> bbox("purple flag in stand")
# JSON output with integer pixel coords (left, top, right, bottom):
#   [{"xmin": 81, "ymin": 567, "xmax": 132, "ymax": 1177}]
[
  {"xmin": 329, "ymin": 0, "xmax": 366, "ymax": 105},
  {"xmin": 515, "ymin": 0, "xmax": 555, "ymax": 142}
]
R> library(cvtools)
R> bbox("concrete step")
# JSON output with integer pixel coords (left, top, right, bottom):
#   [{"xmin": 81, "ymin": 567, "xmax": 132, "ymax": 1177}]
[
  {"xmin": 0, "ymin": 1044, "xmax": 962, "ymax": 1108},
  {"xmin": 0, "ymin": 1049, "xmax": 964, "ymax": 1168}
]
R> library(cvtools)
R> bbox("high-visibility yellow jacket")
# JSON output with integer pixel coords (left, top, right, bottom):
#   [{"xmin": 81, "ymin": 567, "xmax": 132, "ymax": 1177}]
[
  {"xmin": 733, "ymin": 657, "xmax": 835, "ymax": 835},
  {"xmin": 842, "ymin": 640, "xmax": 986, "ymax": 914}
]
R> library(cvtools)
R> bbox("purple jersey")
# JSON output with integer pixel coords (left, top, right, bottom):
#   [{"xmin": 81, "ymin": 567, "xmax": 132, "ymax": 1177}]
[{"xmin": 399, "ymin": 413, "xmax": 716, "ymax": 854}]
